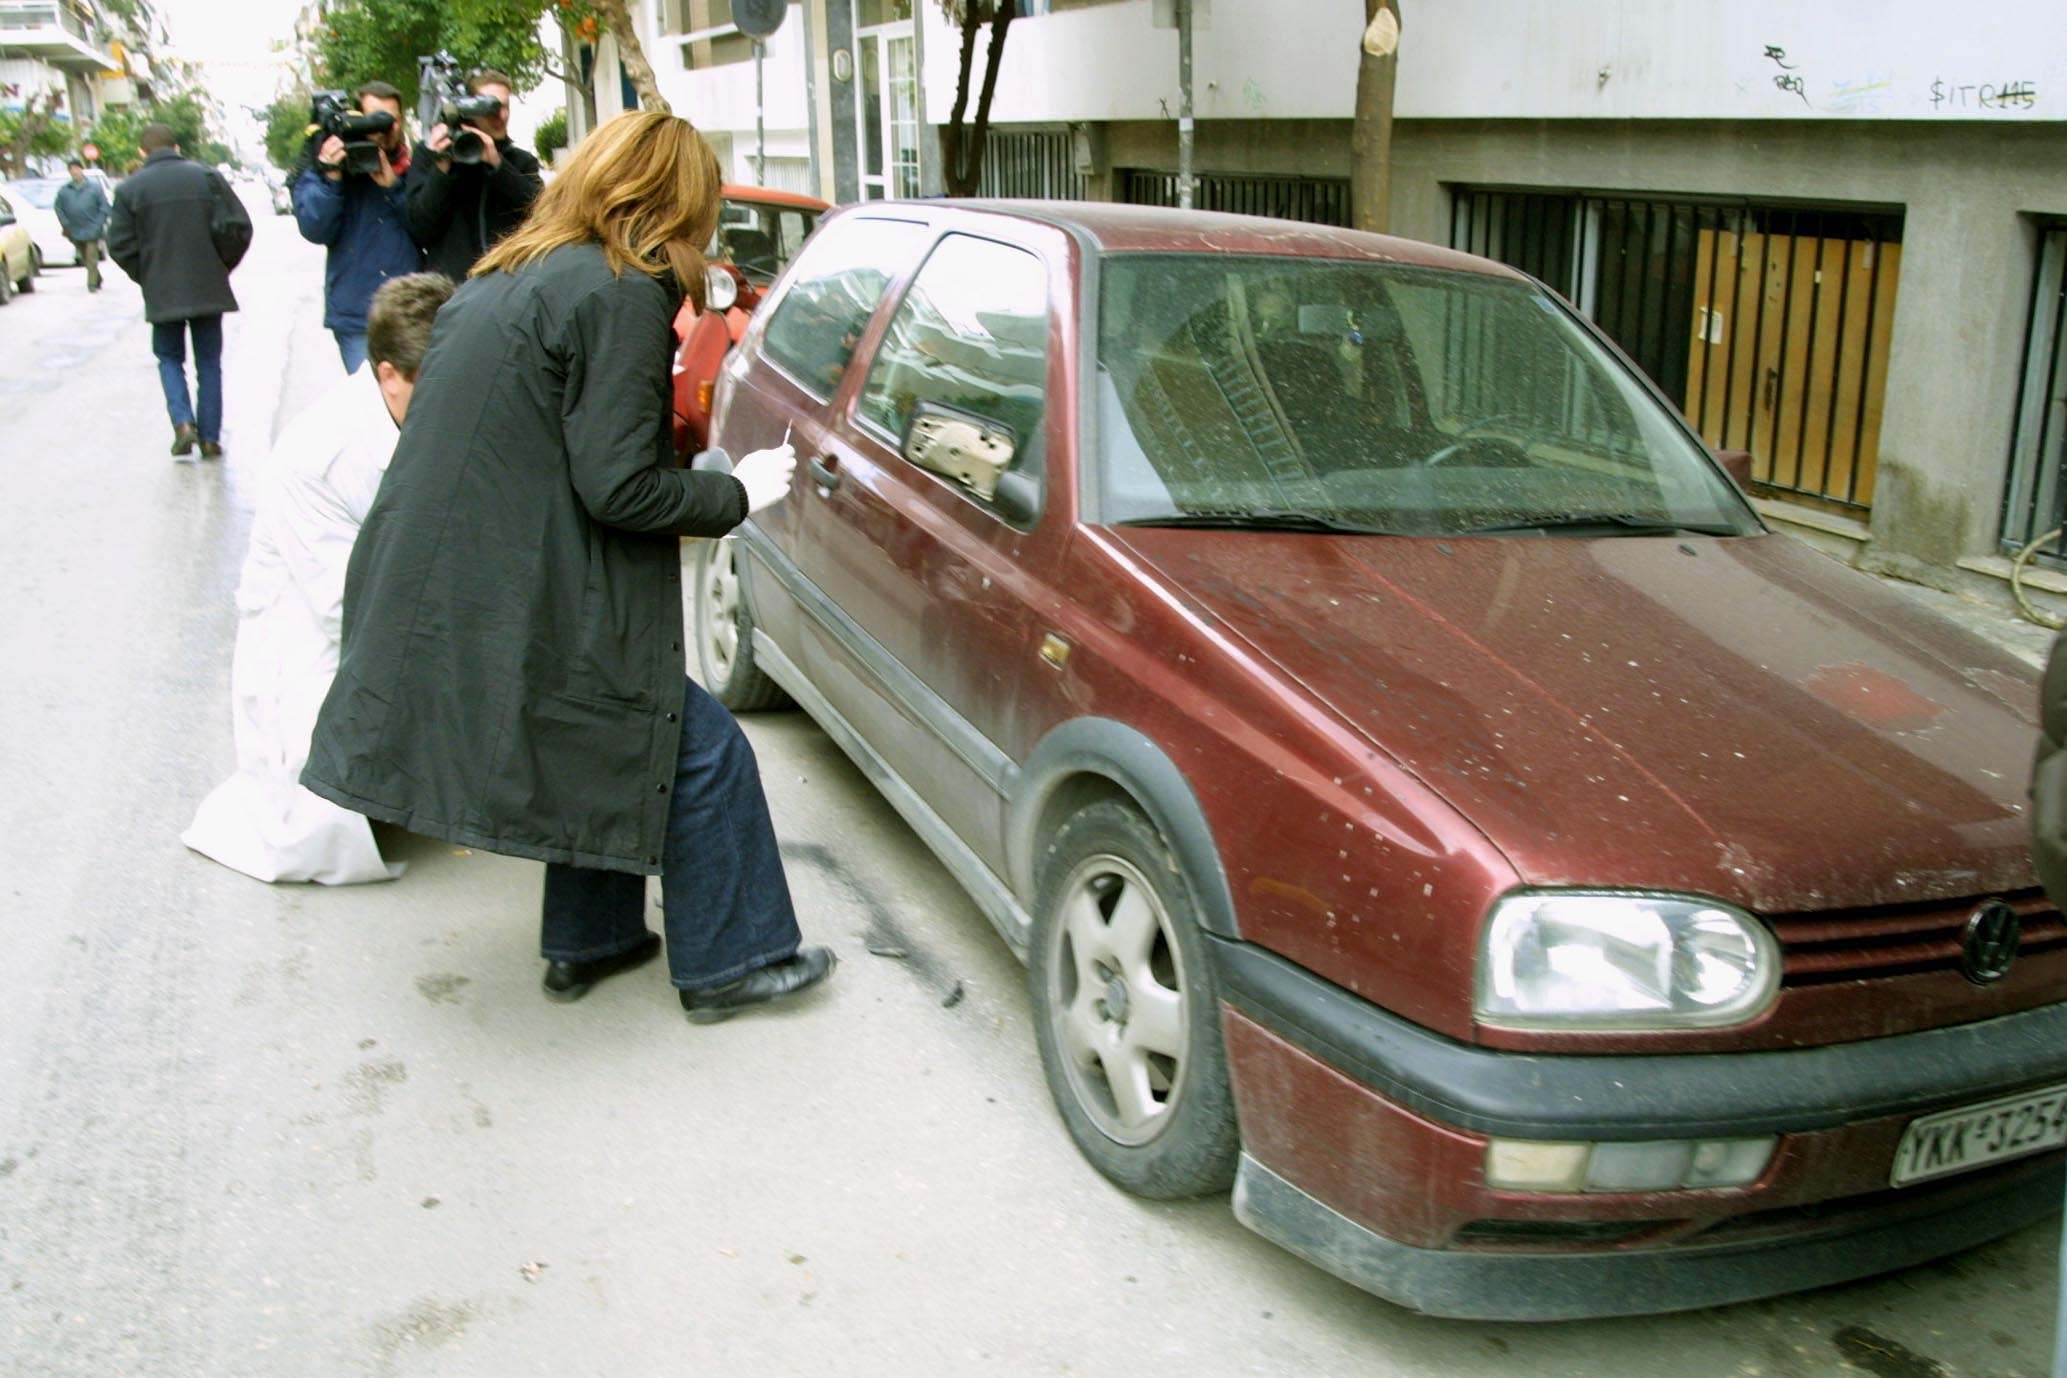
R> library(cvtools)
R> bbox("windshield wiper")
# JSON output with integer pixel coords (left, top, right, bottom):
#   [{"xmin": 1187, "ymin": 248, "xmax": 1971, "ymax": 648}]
[
  {"xmin": 1451, "ymin": 513, "xmax": 1742, "ymax": 538},
  {"xmin": 1116, "ymin": 510, "xmax": 1398, "ymax": 535}
]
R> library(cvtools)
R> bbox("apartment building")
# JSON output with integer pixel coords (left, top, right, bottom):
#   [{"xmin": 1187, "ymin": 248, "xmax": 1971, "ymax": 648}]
[
  {"xmin": 585, "ymin": 0, "xmax": 2067, "ymax": 601},
  {"xmin": 0, "ymin": 0, "xmax": 160, "ymax": 135}
]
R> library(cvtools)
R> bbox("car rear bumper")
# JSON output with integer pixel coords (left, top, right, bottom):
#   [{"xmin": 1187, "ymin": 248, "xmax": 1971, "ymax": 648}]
[{"xmin": 1209, "ymin": 936, "xmax": 2067, "ymax": 1319}]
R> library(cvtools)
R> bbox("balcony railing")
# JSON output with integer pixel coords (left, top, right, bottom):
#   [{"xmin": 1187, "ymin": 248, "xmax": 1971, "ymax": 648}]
[{"xmin": 0, "ymin": 1, "xmax": 95, "ymax": 44}]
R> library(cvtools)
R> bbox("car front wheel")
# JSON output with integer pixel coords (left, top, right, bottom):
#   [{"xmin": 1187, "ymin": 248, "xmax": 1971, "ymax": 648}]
[
  {"xmin": 1029, "ymin": 798, "xmax": 1239, "ymax": 1199},
  {"xmin": 690, "ymin": 536, "xmax": 790, "ymax": 711},
  {"xmin": 19, "ymin": 248, "xmax": 36, "ymax": 291}
]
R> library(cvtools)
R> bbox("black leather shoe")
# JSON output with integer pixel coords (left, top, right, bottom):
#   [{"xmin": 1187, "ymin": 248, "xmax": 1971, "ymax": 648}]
[
  {"xmin": 542, "ymin": 931, "xmax": 661, "ymax": 1003},
  {"xmin": 199, "ymin": 440, "xmax": 223, "ymax": 459},
  {"xmin": 170, "ymin": 423, "xmax": 197, "ymax": 456},
  {"xmin": 680, "ymin": 947, "xmax": 837, "ymax": 1024}
]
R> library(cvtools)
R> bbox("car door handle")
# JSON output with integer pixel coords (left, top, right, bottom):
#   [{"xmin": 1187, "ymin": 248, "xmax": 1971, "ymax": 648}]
[{"xmin": 808, "ymin": 455, "xmax": 842, "ymax": 491}]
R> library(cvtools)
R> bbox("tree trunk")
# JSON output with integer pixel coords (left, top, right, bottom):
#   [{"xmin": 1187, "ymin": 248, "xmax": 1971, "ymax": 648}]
[
  {"xmin": 940, "ymin": 3, "xmax": 982, "ymax": 194},
  {"xmin": 594, "ymin": 0, "xmax": 672, "ymax": 116},
  {"xmin": 961, "ymin": 0, "xmax": 1015, "ymax": 194},
  {"xmin": 941, "ymin": 0, "xmax": 1013, "ymax": 196},
  {"xmin": 1350, "ymin": 0, "xmax": 1399, "ymax": 234}
]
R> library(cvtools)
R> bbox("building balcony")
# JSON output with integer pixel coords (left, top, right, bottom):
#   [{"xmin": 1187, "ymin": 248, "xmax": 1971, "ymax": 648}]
[{"xmin": 0, "ymin": 0, "xmax": 118, "ymax": 71}]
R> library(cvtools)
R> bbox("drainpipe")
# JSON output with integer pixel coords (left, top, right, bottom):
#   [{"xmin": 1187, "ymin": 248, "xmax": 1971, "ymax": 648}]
[{"xmin": 1175, "ymin": 0, "xmax": 1194, "ymax": 209}]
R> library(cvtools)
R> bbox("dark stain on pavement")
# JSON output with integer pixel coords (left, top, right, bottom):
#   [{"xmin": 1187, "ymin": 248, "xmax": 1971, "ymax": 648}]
[
  {"xmin": 1833, "ymin": 1325, "xmax": 1948, "ymax": 1378},
  {"xmin": 415, "ymin": 973, "xmax": 472, "ymax": 1005},
  {"xmin": 341, "ymin": 1058, "xmax": 409, "ymax": 1116},
  {"xmin": 370, "ymin": 1296, "xmax": 479, "ymax": 1374},
  {"xmin": 780, "ymin": 842, "xmax": 956, "ymax": 1000}
]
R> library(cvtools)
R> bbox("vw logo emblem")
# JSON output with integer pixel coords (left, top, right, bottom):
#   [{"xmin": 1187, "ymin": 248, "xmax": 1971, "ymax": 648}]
[{"xmin": 1960, "ymin": 900, "xmax": 2021, "ymax": 984}]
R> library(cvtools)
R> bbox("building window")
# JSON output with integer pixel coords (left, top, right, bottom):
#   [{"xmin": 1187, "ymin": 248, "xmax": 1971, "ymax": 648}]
[
  {"xmin": 979, "ymin": 127, "xmax": 1087, "ymax": 199},
  {"xmin": 1118, "ymin": 168, "xmax": 1352, "ymax": 228},
  {"xmin": 666, "ymin": 0, "xmax": 735, "ymax": 34},
  {"xmin": 2001, "ymin": 221, "xmax": 2067, "ymax": 563},
  {"xmin": 1453, "ymin": 188, "xmax": 1904, "ymax": 516},
  {"xmin": 681, "ymin": 30, "xmax": 756, "ymax": 68}
]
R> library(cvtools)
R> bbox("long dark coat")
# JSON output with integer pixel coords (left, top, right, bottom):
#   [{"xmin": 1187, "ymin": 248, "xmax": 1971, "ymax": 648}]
[
  {"xmin": 106, "ymin": 148, "xmax": 251, "ymax": 323},
  {"xmin": 302, "ymin": 242, "xmax": 748, "ymax": 874}
]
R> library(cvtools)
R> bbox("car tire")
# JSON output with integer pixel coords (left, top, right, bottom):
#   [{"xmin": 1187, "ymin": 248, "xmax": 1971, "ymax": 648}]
[
  {"xmin": 690, "ymin": 536, "xmax": 790, "ymax": 712},
  {"xmin": 0, "ymin": 268, "xmax": 12, "ymax": 305},
  {"xmin": 1029, "ymin": 798, "xmax": 1240, "ymax": 1199},
  {"xmin": 19, "ymin": 249, "xmax": 36, "ymax": 292}
]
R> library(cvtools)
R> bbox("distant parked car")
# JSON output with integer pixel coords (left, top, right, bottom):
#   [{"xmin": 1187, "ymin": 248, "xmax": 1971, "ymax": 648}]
[
  {"xmin": 695, "ymin": 200, "xmax": 2067, "ymax": 1320},
  {"xmin": 670, "ymin": 184, "xmax": 828, "ymax": 454},
  {"xmin": 0, "ymin": 190, "xmax": 38, "ymax": 303},
  {"xmin": 2, "ymin": 178, "xmax": 70, "ymax": 268},
  {"xmin": 271, "ymin": 180, "xmax": 293, "ymax": 216}
]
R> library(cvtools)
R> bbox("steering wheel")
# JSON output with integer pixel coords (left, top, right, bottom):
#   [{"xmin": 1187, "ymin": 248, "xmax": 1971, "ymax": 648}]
[{"xmin": 1426, "ymin": 413, "xmax": 1532, "ymax": 467}]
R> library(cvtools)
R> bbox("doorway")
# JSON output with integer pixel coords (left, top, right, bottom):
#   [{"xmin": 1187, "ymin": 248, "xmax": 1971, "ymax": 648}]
[{"xmin": 853, "ymin": 0, "xmax": 920, "ymax": 198}]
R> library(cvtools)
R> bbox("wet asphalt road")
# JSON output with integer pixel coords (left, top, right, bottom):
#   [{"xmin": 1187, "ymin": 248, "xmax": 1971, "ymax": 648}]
[{"xmin": 0, "ymin": 198, "xmax": 2057, "ymax": 1377}]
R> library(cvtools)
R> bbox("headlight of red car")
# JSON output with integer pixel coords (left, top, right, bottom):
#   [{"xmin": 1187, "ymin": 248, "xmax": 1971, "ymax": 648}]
[{"xmin": 1475, "ymin": 891, "xmax": 1780, "ymax": 1031}]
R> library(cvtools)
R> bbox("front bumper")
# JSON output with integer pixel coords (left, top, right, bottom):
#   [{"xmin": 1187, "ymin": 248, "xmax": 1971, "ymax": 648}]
[{"xmin": 1210, "ymin": 936, "xmax": 2067, "ymax": 1320}]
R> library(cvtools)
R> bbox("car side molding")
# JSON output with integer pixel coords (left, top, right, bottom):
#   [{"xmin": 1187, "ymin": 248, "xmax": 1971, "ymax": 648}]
[{"xmin": 1008, "ymin": 718, "xmax": 1242, "ymax": 940}]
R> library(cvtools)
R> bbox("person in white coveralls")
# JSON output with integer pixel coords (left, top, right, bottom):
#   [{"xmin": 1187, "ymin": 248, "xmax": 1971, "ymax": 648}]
[{"xmin": 184, "ymin": 272, "xmax": 455, "ymax": 883}]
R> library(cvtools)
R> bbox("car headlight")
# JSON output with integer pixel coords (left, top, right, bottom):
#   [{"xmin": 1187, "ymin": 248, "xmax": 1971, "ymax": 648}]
[{"xmin": 1475, "ymin": 892, "xmax": 1779, "ymax": 1031}]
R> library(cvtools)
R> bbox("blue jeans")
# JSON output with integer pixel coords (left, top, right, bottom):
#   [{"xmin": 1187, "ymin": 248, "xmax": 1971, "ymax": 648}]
[
  {"xmin": 152, "ymin": 315, "xmax": 222, "ymax": 442},
  {"xmin": 334, "ymin": 330, "xmax": 368, "ymax": 374},
  {"xmin": 540, "ymin": 677, "xmax": 802, "ymax": 991}
]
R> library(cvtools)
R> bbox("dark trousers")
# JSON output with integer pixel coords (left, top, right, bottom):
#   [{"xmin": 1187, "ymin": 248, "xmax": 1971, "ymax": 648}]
[
  {"xmin": 540, "ymin": 677, "xmax": 801, "ymax": 991},
  {"xmin": 69, "ymin": 237, "xmax": 101, "ymax": 290},
  {"xmin": 152, "ymin": 315, "xmax": 223, "ymax": 443}
]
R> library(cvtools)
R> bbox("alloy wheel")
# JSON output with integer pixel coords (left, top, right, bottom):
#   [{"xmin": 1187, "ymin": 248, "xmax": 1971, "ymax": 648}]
[
  {"xmin": 699, "ymin": 537, "xmax": 743, "ymax": 682},
  {"xmin": 1044, "ymin": 853, "xmax": 1191, "ymax": 1147}
]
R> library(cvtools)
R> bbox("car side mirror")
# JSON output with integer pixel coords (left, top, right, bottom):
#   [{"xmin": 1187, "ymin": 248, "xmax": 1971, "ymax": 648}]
[
  {"xmin": 0, "ymin": 214, "xmax": 13, "ymax": 228},
  {"xmin": 1716, "ymin": 449, "xmax": 1754, "ymax": 490},
  {"xmin": 903, "ymin": 401, "xmax": 1018, "ymax": 503}
]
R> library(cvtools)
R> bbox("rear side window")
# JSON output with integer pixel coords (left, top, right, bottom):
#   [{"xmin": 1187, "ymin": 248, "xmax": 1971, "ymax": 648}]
[
  {"xmin": 857, "ymin": 234, "xmax": 1049, "ymax": 455},
  {"xmin": 759, "ymin": 217, "xmax": 928, "ymax": 399}
]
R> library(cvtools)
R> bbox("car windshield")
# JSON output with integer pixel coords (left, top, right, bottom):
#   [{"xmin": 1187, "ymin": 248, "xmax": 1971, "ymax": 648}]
[
  {"xmin": 712, "ymin": 198, "xmax": 823, "ymax": 285},
  {"xmin": 1092, "ymin": 254, "xmax": 1759, "ymax": 537},
  {"xmin": 8, "ymin": 180, "xmax": 60, "ymax": 209}
]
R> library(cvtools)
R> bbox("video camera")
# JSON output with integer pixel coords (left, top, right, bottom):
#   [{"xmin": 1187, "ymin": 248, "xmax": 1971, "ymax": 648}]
[
  {"xmin": 417, "ymin": 52, "xmax": 503, "ymax": 165},
  {"xmin": 309, "ymin": 90, "xmax": 397, "ymax": 176}
]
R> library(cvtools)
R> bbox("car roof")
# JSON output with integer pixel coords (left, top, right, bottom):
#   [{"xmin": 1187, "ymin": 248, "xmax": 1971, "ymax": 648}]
[
  {"xmin": 721, "ymin": 184, "xmax": 831, "ymax": 212},
  {"xmin": 865, "ymin": 198, "xmax": 1523, "ymax": 279}
]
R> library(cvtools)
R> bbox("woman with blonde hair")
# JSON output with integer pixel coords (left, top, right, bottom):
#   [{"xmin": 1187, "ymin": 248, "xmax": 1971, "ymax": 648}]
[{"xmin": 303, "ymin": 111, "xmax": 834, "ymax": 1022}]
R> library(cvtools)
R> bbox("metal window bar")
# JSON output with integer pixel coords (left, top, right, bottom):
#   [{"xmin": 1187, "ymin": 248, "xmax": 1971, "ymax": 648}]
[
  {"xmin": 1118, "ymin": 168, "xmax": 1353, "ymax": 228},
  {"xmin": 1450, "ymin": 187, "xmax": 1903, "ymax": 514},
  {"xmin": 2001, "ymin": 225, "xmax": 2067, "ymax": 565},
  {"xmin": 977, "ymin": 128, "xmax": 1088, "ymax": 201}
]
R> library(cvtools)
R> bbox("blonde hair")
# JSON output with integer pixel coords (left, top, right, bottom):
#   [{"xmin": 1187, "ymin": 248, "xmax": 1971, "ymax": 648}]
[{"xmin": 471, "ymin": 111, "xmax": 722, "ymax": 302}]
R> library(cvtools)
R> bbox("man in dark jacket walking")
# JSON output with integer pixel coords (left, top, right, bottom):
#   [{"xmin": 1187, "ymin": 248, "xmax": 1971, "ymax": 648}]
[
  {"xmin": 53, "ymin": 160, "xmax": 109, "ymax": 292},
  {"xmin": 108, "ymin": 124, "xmax": 252, "ymax": 458},
  {"xmin": 294, "ymin": 80, "xmax": 423, "ymax": 372},
  {"xmin": 404, "ymin": 69, "xmax": 542, "ymax": 280}
]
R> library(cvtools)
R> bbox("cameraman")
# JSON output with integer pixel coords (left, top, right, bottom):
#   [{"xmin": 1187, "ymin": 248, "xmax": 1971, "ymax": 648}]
[
  {"xmin": 405, "ymin": 69, "xmax": 543, "ymax": 279},
  {"xmin": 293, "ymin": 80, "xmax": 424, "ymax": 373}
]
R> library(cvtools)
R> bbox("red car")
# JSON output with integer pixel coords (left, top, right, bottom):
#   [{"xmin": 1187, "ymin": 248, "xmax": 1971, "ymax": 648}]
[
  {"xmin": 693, "ymin": 200, "xmax": 2065, "ymax": 1319},
  {"xmin": 672, "ymin": 185, "xmax": 830, "ymax": 454}
]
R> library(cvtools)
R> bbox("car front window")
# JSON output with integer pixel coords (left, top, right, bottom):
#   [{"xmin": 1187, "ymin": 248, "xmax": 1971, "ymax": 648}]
[
  {"xmin": 857, "ymin": 233, "xmax": 1048, "ymax": 465},
  {"xmin": 9, "ymin": 182, "xmax": 58, "ymax": 209},
  {"xmin": 1092, "ymin": 254, "xmax": 1758, "ymax": 537}
]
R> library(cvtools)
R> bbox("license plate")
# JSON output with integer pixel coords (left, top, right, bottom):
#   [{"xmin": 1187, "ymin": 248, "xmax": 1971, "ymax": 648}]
[{"xmin": 1890, "ymin": 1083, "xmax": 2067, "ymax": 1188}]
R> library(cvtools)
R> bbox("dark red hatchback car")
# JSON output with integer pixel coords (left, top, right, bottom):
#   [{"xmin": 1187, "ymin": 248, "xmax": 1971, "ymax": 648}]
[{"xmin": 692, "ymin": 200, "xmax": 2066, "ymax": 1319}]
